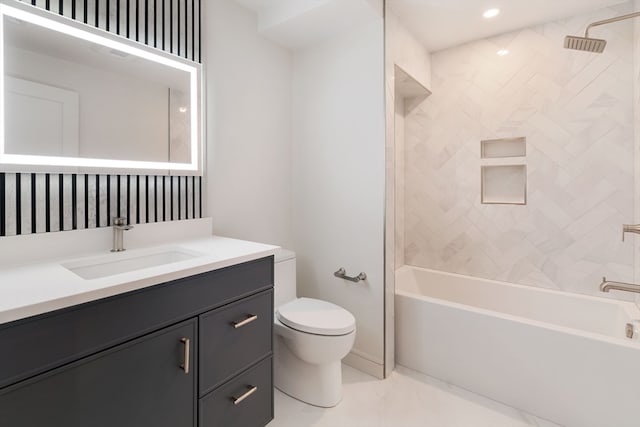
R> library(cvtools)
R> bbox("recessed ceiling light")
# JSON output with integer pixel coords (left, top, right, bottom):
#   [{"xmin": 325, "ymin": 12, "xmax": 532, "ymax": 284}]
[
  {"xmin": 497, "ymin": 49, "xmax": 509, "ymax": 56},
  {"xmin": 483, "ymin": 8, "xmax": 500, "ymax": 19}
]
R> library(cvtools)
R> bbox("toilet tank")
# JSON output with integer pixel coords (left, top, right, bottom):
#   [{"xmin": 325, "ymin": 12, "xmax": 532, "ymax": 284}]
[{"xmin": 274, "ymin": 249, "xmax": 297, "ymax": 307}]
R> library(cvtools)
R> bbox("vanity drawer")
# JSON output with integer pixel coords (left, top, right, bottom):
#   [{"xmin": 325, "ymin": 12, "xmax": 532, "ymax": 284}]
[
  {"xmin": 199, "ymin": 289, "xmax": 273, "ymax": 396},
  {"xmin": 199, "ymin": 356, "xmax": 273, "ymax": 427}
]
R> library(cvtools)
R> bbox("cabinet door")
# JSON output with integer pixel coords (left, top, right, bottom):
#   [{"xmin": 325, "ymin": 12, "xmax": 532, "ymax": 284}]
[{"xmin": 0, "ymin": 319, "xmax": 196, "ymax": 427}]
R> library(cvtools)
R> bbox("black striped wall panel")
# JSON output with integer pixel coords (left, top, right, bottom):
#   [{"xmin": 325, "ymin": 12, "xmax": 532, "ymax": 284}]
[
  {"xmin": 19, "ymin": 0, "xmax": 202, "ymax": 63},
  {"xmin": 0, "ymin": 173, "xmax": 202, "ymax": 236},
  {"xmin": 1, "ymin": 1, "xmax": 204, "ymax": 236}
]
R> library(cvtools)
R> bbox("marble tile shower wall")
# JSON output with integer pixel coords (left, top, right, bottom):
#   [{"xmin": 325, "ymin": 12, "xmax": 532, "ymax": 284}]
[
  {"xmin": 404, "ymin": 4, "xmax": 636, "ymax": 298},
  {"xmin": 0, "ymin": 173, "xmax": 202, "ymax": 236}
]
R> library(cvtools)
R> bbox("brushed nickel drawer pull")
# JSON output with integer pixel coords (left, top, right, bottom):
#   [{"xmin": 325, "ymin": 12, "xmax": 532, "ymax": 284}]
[
  {"xmin": 232, "ymin": 314, "xmax": 258, "ymax": 329},
  {"xmin": 231, "ymin": 385, "xmax": 258, "ymax": 405},
  {"xmin": 180, "ymin": 338, "xmax": 190, "ymax": 374}
]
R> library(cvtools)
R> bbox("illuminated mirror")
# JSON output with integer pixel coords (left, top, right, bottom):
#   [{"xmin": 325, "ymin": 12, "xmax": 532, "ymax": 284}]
[{"xmin": 0, "ymin": 2, "xmax": 201, "ymax": 173}]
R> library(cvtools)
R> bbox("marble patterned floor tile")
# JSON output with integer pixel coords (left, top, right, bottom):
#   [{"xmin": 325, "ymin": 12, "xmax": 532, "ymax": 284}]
[{"xmin": 268, "ymin": 364, "xmax": 563, "ymax": 427}]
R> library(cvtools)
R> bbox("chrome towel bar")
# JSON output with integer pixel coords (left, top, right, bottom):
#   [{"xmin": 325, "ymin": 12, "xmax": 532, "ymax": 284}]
[{"xmin": 334, "ymin": 268, "xmax": 367, "ymax": 283}]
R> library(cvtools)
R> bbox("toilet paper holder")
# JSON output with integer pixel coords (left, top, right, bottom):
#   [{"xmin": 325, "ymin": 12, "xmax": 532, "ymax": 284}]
[{"xmin": 334, "ymin": 267, "xmax": 367, "ymax": 283}]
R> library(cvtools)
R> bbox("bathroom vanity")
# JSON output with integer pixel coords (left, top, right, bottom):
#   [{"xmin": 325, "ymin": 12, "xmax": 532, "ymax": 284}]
[{"xmin": 0, "ymin": 232, "xmax": 276, "ymax": 427}]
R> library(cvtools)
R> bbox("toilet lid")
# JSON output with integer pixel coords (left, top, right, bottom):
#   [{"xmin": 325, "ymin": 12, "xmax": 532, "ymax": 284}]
[{"xmin": 277, "ymin": 297, "xmax": 356, "ymax": 336}]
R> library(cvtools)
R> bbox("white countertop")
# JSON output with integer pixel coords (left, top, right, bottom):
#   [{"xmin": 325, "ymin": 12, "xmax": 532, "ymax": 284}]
[{"xmin": 0, "ymin": 234, "xmax": 278, "ymax": 325}]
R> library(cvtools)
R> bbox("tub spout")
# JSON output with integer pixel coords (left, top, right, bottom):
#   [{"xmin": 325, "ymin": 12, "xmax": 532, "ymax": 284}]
[
  {"xmin": 622, "ymin": 224, "xmax": 640, "ymax": 241},
  {"xmin": 599, "ymin": 277, "xmax": 640, "ymax": 294}
]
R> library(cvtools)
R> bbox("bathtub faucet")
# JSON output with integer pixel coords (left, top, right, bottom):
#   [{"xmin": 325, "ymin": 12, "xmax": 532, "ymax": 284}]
[
  {"xmin": 622, "ymin": 224, "xmax": 640, "ymax": 241},
  {"xmin": 599, "ymin": 277, "xmax": 640, "ymax": 294}
]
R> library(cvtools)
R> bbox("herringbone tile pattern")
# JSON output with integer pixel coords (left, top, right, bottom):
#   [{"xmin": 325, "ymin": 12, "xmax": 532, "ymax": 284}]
[{"xmin": 404, "ymin": 4, "xmax": 635, "ymax": 297}]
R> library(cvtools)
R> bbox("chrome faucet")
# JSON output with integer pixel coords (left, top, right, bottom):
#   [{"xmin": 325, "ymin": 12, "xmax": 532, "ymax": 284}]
[
  {"xmin": 622, "ymin": 224, "xmax": 640, "ymax": 241},
  {"xmin": 599, "ymin": 277, "xmax": 640, "ymax": 294},
  {"xmin": 111, "ymin": 217, "xmax": 133, "ymax": 252}
]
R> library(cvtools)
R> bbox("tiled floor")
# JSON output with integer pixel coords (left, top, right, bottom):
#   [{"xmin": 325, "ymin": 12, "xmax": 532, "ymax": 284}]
[{"xmin": 268, "ymin": 364, "xmax": 563, "ymax": 427}]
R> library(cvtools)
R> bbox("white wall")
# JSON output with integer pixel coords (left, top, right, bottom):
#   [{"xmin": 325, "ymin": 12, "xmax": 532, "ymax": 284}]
[
  {"xmin": 205, "ymin": 0, "xmax": 386, "ymax": 376},
  {"xmin": 291, "ymin": 17, "xmax": 386, "ymax": 377},
  {"xmin": 204, "ymin": 0, "xmax": 293, "ymax": 248}
]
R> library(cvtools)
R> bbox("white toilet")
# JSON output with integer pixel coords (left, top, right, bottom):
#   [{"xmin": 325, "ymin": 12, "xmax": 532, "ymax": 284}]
[{"xmin": 273, "ymin": 249, "xmax": 356, "ymax": 408}]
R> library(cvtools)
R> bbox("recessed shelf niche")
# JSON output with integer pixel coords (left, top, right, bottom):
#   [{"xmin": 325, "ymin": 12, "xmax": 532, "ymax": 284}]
[
  {"xmin": 481, "ymin": 165, "xmax": 527, "ymax": 205},
  {"xmin": 481, "ymin": 137, "xmax": 526, "ymax": 159},
  {"xmin": 394, "ymin": 65, "xmax": 431, "ymax": 113}
]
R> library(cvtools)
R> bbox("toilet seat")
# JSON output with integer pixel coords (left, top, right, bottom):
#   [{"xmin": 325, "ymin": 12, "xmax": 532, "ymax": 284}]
[{"xmin": 277, "ymin": 297, "xmax": 355, "ymax": 336}]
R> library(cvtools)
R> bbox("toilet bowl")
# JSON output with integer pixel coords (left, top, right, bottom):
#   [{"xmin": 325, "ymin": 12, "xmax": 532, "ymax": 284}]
[{"xmin": 273, "ymin": 250, "xmax": 356, "ymax": 408}]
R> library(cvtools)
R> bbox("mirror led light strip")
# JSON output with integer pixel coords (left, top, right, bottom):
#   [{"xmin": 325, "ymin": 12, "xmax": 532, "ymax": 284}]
[{"xmin": 0, "ymin": 3, "xmax": 200, "ymax": 172}]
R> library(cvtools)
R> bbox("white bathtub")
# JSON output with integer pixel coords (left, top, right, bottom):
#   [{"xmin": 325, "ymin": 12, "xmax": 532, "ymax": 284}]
[{"xmin": 395, "ymin": 265, "xmax": 640, "ymax": 427}]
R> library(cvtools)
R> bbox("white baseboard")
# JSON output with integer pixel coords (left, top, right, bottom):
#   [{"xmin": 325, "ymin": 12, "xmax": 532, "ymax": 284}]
[{"xmin": 343, "ymin": 350, "xmax": 384, "ymax": 379}]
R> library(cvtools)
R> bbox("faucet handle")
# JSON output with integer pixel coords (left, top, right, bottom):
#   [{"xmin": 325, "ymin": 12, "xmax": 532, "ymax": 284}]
[{"xmin": 113, "ymin": 217, "xmax": 127, "ymax": 226}]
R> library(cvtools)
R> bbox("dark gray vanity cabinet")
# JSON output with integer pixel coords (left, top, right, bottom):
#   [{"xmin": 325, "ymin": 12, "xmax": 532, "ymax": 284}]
[
  {"xmin": 0, "ymin": 320, "xmax": 196, "ymax": 427},
  {"xmin": 0, "ymin": 256, "xmax": 274, "ymax": 427}
]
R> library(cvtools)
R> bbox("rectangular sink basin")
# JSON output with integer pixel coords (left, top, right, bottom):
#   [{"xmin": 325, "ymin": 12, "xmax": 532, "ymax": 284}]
[{"xmin": 62, "ymin": 249, "xmax": 200, "ymax": 280}]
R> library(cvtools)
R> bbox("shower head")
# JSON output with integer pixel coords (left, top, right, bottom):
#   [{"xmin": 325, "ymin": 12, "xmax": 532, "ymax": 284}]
[
  {"xmin": 564, "ymin": 11, "xmax": 640, "ymax": 54},
  {"xmin": 563, "ymin": 35, "xmax": 607, "ymax": 53}
]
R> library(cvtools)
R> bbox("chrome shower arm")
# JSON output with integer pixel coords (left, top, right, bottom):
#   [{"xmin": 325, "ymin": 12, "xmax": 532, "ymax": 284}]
[{"xmin": 585, "ymin": 11, "xmax": 640, "ymax": 37}]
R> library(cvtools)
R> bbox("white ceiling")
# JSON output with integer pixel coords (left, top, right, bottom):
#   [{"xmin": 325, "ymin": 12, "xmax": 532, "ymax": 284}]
[
  {"xmin": 233, "ymin": 0, "xmax": 381, "ymax": 50},
  {"xmin": 387, "ymin": 0, "xmax": 629, "ymax": 52},
  {"xmin": 233, "ymin": 0, "xmax": 631, "ymax": 52},
  {"xmin": 234, "ymin": 0, "xmax": 328, "ymax": 25}
]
